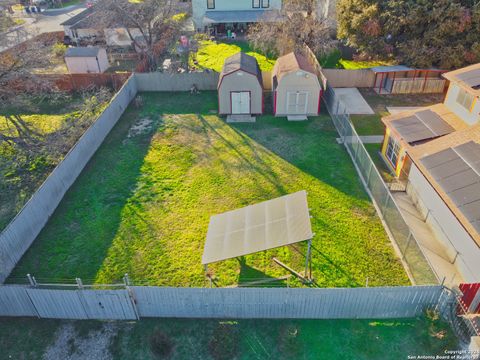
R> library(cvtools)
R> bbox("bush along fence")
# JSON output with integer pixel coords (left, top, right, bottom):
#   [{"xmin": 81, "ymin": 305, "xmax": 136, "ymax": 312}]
[
  {"xmin": 322, "ymin": 85, "xmax": 439, "ymax": 286},
  {"xmin": 0, "ymin": 75, "xmax": 138, "ymax": 283}
]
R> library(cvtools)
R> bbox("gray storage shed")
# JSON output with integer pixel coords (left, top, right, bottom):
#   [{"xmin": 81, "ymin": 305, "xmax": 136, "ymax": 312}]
[
  {"xmin": 272, "ymin": 52, "xmax": 322, "ymax": 120},
  {"xmin": 217, "ymin": 52, "xmax": 263, "ymax": 116},
  {"xmin": 64, "ymin": 47, "xmax": 109, "ymax": 74}
]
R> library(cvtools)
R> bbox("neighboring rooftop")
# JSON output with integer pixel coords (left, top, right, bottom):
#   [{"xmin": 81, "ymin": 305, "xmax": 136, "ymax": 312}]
[
  {"xmin": 272, "ymin": 52, "xmax": 317, "ymax": 82},
  {"xmin": 443, "ymin": 63, "xmax": 480, "ymax": 96},
  {"xmin": 382, "ymin": 103, "xmax": 468, "ymax": 145},
  {"xmin": 219, "ymin": 52, "xmax": 262, "ymax": 86},
  {"xmin": 65, "ymin": 47, "xmax": 102, "ymax": 57},
  {"xmin": 203, "ymin": 10, "xmax": 282, "ymax": 24},
  {"xmin": 408, "ymin": 124, "xmax": 480, "ymax": 246}
]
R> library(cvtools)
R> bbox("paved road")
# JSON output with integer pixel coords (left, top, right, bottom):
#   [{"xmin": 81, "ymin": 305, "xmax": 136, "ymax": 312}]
[{"xmin": 0, "ymin": 3, "xmax": 86, "ymax": 51}]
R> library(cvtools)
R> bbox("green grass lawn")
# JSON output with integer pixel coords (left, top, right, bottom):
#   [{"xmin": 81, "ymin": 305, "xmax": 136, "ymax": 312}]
[
  {"xmin": 339, "ymin": 59, "xmax": 395, "ymax": 70},
  {"xmin": 364, "ymin": 143, "xmax": 396, "ymax": 183},
  {"xmin": 0, "ymin": 315, "xmax": 458, "ymax": 359},
  {"xmin": 9, "ymin": 91, "xmax": 409, "ymax": 288},
  {"xmin": 193, "ymin": 40, "xmax": 276, "ymax": 72},
  {"xmin": 0, "ymin": 96, "xmax": 109, "ymax": 231},
  {"xmin": 350, "ymin": 114, "xmax": 385, "ymax": 136}
]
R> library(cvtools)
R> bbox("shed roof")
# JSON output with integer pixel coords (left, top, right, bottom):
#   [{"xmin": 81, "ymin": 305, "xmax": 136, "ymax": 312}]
[
  {"xmin": 218, "ymin": 52, "xmax": 262, "ymax": 88},
  {"xmin": 202, "ymin": 191, "xmax": 313, "ymax": 265},
  {"xmin": 65, "ymin": 47, "xmax": 102, "ymax": 57},
  {"xmin": 408, "ymin": 124, "xmax": 480, "ymax": 247},
  {"xmin": 272, "ymin": 52, "xmax": 317, "ymax": 83},
  {"xmin": 443, "ymin": 63, "xmax": 480, "ymax": 97},
  {"xmin": 371, "ymin": 65, "xmax": 413, "ymax": 73}
]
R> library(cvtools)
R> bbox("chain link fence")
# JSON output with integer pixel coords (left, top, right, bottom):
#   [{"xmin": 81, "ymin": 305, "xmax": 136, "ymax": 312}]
[{"xmin": 323, "ymin": 86, "xmax": 439, "ymax": 285}]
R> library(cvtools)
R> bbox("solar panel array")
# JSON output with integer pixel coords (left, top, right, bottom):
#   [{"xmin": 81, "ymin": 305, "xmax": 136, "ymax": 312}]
[
  {"xmin": 391, "ymin": 110, "xmax": 454, "ymax": 143},
  {"xmin": 456, "ymin": 68, "xmax": 480, "ymax": 89},
  {"xmin": 421, "ymin": 141, "xmax": 480, "ymax": 233},
  {"xmin": 202, "ymin": 191, "xmax": 313, "ymax": 265}
]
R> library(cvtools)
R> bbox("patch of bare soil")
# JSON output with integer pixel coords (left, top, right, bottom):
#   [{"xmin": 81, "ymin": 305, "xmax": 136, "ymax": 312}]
[{"xmin": 42, "ymin": 322, "xmax": 117, "ymax": 360}]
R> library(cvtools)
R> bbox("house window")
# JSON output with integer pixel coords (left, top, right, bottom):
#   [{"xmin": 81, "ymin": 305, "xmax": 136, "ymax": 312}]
[
  {"xmin": 262, "ymin": 0, "xmax": 269, "ymax": 8},
  {"xmin": 207, "ymin": 0, "xmax": 215, "ymax": 9},
  {"xmin": 252, "ymin": 0, "xmax": 260, "ymax": 8},
  {"xmin": 456, "ymin": 88, "xmax": 475, "ymax": 111},
  {"xmin": 386, "ymin": 136, "xmax": 401, "ymax": 168}
]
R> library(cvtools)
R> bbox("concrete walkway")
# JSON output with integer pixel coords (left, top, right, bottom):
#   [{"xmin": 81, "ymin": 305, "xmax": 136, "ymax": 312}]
[
  {"xmin": 392, "ymin": 192, "xmax": 464, "ymax": 287},
  {"xmin": 333, "ymin": 88, "xmax": 375, "ymax": 115},
  {"xmin": 359, "ymin": 135, "xmax": 384, "ymax": 144}
]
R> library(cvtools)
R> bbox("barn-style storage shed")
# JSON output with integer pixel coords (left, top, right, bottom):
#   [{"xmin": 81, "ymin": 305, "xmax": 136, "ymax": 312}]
[
  {"xmin": 272, "ymin": 52, "xmax": 322, "ymax": 120},
  {"xmin": 218, "ymin": 52, "xmax": 263, "ymax": 119}
]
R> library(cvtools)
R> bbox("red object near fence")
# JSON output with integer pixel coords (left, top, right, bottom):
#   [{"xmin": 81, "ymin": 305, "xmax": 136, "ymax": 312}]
[{"xmin": 459, "ymin": 283, "xmax": 480, "ymax": 313}]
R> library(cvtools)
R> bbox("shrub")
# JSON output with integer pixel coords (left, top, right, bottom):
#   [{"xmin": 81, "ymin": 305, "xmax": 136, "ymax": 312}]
[
  {"xmin": 208, "ymin": 322, "xmax": 239, "ymax": 360},
  {"xmin": 149, "ymin": 330, "xmax": 174, "ymax": 359},
  {"xmin": 52, "ymin": 43, "xmax": 67, "ymax": 58},
  {"xmin": 318, "ymin": 48, "xmax": 342, "ymax": 69}
]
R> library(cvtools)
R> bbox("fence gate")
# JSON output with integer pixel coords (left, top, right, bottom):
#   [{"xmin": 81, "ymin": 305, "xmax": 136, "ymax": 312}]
[{"xmin": 80, "ymin": 290, "xmax": 137, "ymax": 320}]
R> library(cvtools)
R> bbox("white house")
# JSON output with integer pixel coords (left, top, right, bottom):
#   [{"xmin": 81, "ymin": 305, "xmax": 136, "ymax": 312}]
[
  {"xmin": 64, "ymin": 47, "xmax": 110, "ymax": 74},
  {"xmin": 380, "ymin": 63, "xmax": 480, "ymax": 284},
  {"xmin": 192, "ymin": 0, "xmax": 283, "ymax": 33}
]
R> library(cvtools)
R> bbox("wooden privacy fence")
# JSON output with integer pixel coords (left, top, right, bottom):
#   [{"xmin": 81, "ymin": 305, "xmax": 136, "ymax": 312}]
[
  {"xmin": 321, "ymin": 69, "xmax": 376, "ymax": 88},
  {"xmin": 0, "ymin": 285, "xmax": 446, "ymax": 320}
]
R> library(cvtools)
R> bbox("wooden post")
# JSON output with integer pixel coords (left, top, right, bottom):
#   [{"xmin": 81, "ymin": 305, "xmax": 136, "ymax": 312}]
[{"xmin": 422, "ymin": 70, "xmax": 429, "ymax": 93}]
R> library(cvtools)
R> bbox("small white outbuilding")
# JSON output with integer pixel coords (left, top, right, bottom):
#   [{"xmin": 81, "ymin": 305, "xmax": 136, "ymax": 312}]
[{"xmin": 64, "ymin": 47, "xmax": 110, "ymax": 74}]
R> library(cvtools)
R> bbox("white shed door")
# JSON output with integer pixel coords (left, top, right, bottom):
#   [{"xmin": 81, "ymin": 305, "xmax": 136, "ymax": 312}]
[
  {"xmin": 231, "ymin": 92, "xmax": 250, "ymax": 114},
  {"xmin": 287, "ymin": 91, "xmax": 308, "ymax": 114}
]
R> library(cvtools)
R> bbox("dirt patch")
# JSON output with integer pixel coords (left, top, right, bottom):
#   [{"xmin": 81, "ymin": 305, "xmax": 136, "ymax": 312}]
[
  {"xmin": 127, "ymin": 118, "xmax": 154, "ymax": 138},
  {"xmin": 43, "ymin": 322, "xmax": 118, "ymax": 360}
]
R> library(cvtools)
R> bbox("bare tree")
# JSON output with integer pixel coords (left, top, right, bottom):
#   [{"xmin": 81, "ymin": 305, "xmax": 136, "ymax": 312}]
[
  {"xmin": 93, "ymin": 0, "xmax": 188, "ymax": 71},
  {"xmin": 247, "ymin": 0, "xmax": 335, "ymax": 57}
]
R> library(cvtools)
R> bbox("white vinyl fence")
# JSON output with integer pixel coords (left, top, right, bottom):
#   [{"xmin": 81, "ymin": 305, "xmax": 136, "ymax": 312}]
[
  {"xmin": 0, "ymin": 285, "xmax": 445, "ymax": 320},
  {"xmin": 0, "ymin": 75, "xmax": 138, "ymax": 283}
]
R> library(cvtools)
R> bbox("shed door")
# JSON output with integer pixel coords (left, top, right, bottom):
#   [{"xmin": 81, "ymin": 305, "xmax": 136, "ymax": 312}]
[
  {"xmin": 287, "ymin": 91, "xmax": 308, "ymax": 114},
  {"xmin": 231, "ymin": 92, "xmax": 250, "ymax": 114}
]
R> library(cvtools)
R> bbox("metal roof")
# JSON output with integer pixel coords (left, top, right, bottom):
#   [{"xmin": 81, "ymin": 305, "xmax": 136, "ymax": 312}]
[
  {"xmin": 391, "ymin": 109, "xmax": 454, "ymax": 143},
  {"xmin": 218, "ymin": 52, "xmax": 263, "ymax": 87},
  {"xmin": 421, "ymin": 141, "xmax": 480, "ymax": 234},
  {"xmin": 202, "ymin": 191, "xmax": 313, "ymax": 265},
  {"xmin": 370, "ymin": 65, "xmax": 413, "ymax": 73},
  {"xmin": 65, "ymin": 47, "xmax": 102, "ymax": 57},
  {"xmin": 203, "ymin": 10, "xmax": 282, "ymax": 24}
]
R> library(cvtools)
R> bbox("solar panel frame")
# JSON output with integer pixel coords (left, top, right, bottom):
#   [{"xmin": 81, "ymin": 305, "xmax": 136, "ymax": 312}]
[{"xmin": 202, "ymin": 191, "xmax": 313, "ymax": 265}]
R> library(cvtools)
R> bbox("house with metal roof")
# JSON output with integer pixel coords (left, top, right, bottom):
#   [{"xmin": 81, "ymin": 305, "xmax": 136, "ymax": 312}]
[
  {"xmin": 60, "ymin": 7, "xmax": 143, "ymax": 47},
  {"xmin": 379, "ymin": 63, "xmax": 480, "ymax": 283},
  {"xmin": 217, "ymin": 52, "xmax": 263, "ymax": 121},
  {"xmin": 192, "ymin": 0, "xmax": 283, "ymax": 34},
  {"xmin": 272, "ymin": 51, "xmax": 323, "ymax": 120}
]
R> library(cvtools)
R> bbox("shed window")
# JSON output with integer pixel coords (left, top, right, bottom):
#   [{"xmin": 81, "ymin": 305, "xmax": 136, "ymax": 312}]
[
  {"xmin": 262, "ymin": 0, "xmax": 269, "ymax": 8},
  {"xmin": 456, "ymin": 88, "xmax": 475, "ymax": 111},
  {"xmin": 252, "ymin": 0, "xmax": 260, "ymax": 8},
  {"xmin": 207, "ymin": 0, "xmax": 215, "ymax": 9},
  {"xmin": 386, "ymin": 136, "xmax": 401, "ymax": 168}
]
